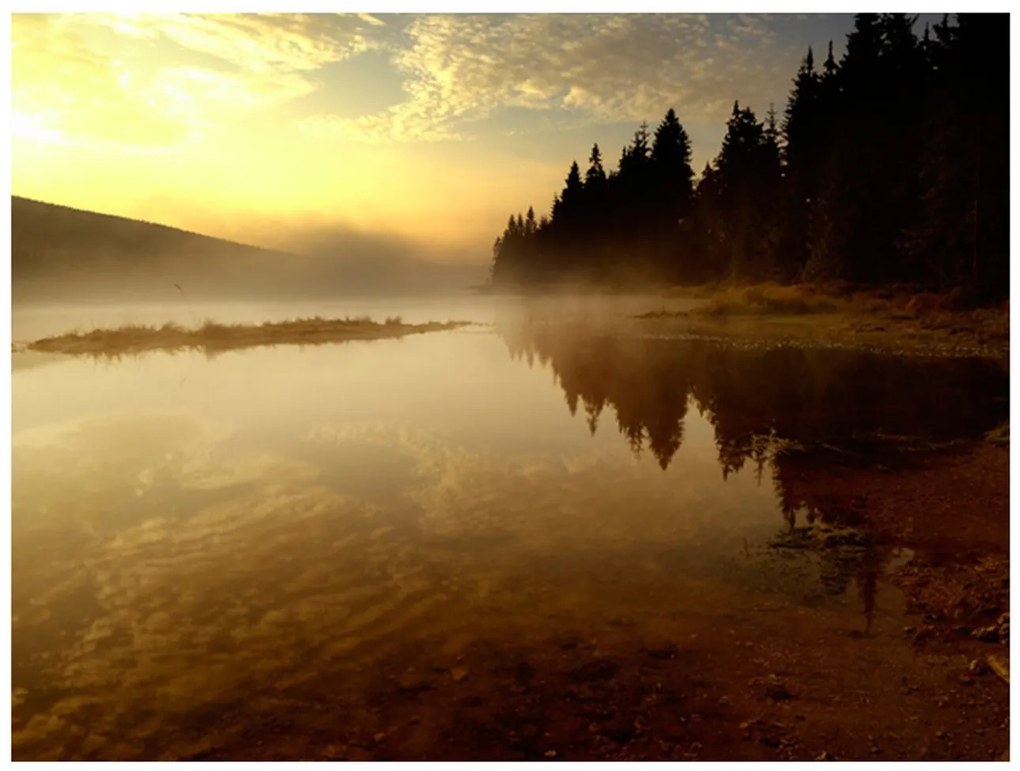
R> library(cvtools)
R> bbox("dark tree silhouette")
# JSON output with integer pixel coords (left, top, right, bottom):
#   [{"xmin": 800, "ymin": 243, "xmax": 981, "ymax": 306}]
[
  {"xmin": 489, "ymin": 14, "xmax": 1007, "ymax": 299},
  {"xmin": 698, "ymin": 101, "xmax": 782, "ymax": 280},
  {"xmin": 584, "ymin": 143, "xmax": 608, "ymax": 192},
  {"xmin": 648, "ymin": 108, "xmax": 695, "ymax": 279}
]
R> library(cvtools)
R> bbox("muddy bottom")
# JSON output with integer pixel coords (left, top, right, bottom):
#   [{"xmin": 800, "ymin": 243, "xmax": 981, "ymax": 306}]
[
  {"xmin": 182, "ymin": 617, "xmax": 1008, "ymax": 761},
  {"xmin": 175, "ymin": 445, "xmax": 1013, "ymax": 762}
]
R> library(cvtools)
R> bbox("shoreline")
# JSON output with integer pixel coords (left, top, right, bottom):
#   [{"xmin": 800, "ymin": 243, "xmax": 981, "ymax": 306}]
[
  {"xmin": 634, "ymin": 283, "xmax": 1009, "ymax": 361},
  {"xmin": 476, "ymin": 280, "xmax": 1009, "ymax": 359}
]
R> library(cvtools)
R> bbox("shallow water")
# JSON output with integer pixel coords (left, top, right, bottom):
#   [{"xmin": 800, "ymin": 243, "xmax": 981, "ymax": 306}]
[{"xmin": 11, "ymin": 296, "xmax": 1009, "ymax": 760}]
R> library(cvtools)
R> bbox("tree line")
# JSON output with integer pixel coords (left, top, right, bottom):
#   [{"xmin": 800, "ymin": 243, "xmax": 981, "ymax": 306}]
[{"xmin": 490, "ymin": 14, "xmax": 1008, "ymax": 300}]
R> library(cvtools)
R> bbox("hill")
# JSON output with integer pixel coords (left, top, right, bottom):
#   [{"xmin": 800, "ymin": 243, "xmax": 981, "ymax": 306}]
[{"xmin": 11, "ymin": 197, "xmax": 480, "ymax": 302}]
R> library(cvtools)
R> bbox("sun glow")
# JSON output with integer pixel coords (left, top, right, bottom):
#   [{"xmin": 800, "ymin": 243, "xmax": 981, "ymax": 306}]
[{"xmin": 11, "ymin": 112, "xmax": 65, "ymax": 145}]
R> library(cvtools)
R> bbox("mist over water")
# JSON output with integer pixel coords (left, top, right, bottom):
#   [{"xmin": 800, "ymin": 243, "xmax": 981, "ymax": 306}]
[{"xmin": 12, "ymin": 295, "xmax": 1009, "ymax": 760}]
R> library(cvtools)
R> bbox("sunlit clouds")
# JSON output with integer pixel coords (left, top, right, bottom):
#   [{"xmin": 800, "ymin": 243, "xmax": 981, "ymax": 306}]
[
  {"xmin": 13, "ymin": 14, "xmax": 370, "ymax": 149},
  {"xmin": 303, "ymin": 14, "xmax": 794, "ymax": 144},
  {"xmin": 12, "ymin": 13, "xmax": 857, "ymax": 262}
]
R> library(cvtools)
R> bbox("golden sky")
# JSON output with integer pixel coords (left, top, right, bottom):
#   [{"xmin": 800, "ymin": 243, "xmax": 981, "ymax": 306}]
[{"xmin": 12, "ymin": 13, "xmax": 872, "ymax": 264}]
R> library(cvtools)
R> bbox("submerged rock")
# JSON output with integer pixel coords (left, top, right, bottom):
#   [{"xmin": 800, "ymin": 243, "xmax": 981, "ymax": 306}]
[
  {"xmin": 569, "ymin": 659, "xmax": 620, "ymax": 683},
  {"xmin": 811, "ymin": 523, "xmax": 869, "ymax": 548},
  {"xmin": 971, "ymin": 614, "xmax": 1008, "ymax": 644},
  {"xmin": 769, "ymin": 523, "xmax": 869, "ymax": 551},
  {"xmin": 968, "ymin": 658, "xmax": 990, "ymax": 675},
  {"xmin": 753, "ymin": 674, "xmax": 795, "ymax": 701}
]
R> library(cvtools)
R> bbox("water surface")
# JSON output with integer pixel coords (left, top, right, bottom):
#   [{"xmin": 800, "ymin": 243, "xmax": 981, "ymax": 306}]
[{"xmin": 12, "ymin": 296, "xmax": 1009, "ymax": 760}]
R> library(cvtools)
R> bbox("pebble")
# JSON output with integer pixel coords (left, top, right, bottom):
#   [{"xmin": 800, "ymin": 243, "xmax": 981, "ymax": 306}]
[
  {"xmin": 971, "ymin": 625, "xmax": 1000, "ymax": 642},
  {"xmin": 764, "ymin": 681, "xmax": 794, "ymax": 701},
  {"xmin": 544, "ymin": 750, "xmax": 557, "ymax": 758}
]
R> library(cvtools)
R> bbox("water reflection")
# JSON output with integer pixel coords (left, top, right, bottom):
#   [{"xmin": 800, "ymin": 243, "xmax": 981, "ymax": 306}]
[
  {"xmin": 495, "ymin": 310, "xmax": 1008, "ymax": 639},
  {"xmin": 497, "ymin": 312, "xmax": 1008, "ymax": 480}
]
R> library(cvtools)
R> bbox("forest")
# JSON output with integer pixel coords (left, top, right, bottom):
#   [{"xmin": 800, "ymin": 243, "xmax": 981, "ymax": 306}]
[{"xmin": 489, "ymin": 14, "xmax": 1008, "ymax": 301}]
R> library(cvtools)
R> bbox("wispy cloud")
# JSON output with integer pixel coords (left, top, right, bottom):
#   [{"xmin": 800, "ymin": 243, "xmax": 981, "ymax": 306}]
[
  {"xmin": 306, "ymin": 14, "xmax": 801, "ymax": 144},
  {"xmin": 96, "ymin": 13, "xmax": 373, "ymax": 73},
  {"xmin": 12, "ymin": 14, "xmax": 378, "ymax": 149},
  {"xmin": 15, "ymin": 13, "xmax": 821, "ymax": 148}
]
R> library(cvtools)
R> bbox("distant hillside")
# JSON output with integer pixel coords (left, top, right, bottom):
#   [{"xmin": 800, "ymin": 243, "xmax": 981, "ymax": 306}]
[
  {"xmin": 12, "ymin": 197, "xmax": 288, "ymax": 300},
  {"xmin": 12, "ymin": 197, "xmax": 481, "ymax": 302}
]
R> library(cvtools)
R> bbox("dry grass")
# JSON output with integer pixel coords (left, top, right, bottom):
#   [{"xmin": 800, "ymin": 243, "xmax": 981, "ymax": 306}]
[
  {"xmin": 637, "ymin": 281, "xmax": 1008, "ymax": 359},
  {"xmin": 691, "ymin": 283, "xmax": 843, "ymax": 317},
  {"xmin": 663, "ymin": 282, "xmax": 1007, "ymax": 324},
  {"xmin": 985, "ymin": 421, "xmax": 1009, "ymax": 447},
  {"xmin": 29, "ymin": 316, "xmax": 469, "ymax": 357}
]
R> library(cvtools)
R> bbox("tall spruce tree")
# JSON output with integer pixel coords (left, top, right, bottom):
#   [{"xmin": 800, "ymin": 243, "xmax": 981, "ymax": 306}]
[{"xmin": 648, "ymin": 108, "xmax": 695, "ymax": 278}]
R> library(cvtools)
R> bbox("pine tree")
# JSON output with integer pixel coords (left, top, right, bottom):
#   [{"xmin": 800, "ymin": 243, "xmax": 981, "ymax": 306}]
[
  {"xmin": 647, "ymin": 108, "xmax": 695, "ymax": 278},
  {"xmin": 823, "ymin": 40, "xmax": 838, "ymax": 78},
  {"xmin": 561, "ymin": 161, "xmax": 584, "ymax": 213},
  {"xmin": 780, "ymin": 47, "xmax": 825, "ymax": 278},
  {"xmin": 904, "ymin": 14, "xmax": 1008, "ymax": 297},
  {"xmin": 707, "ymin": 102, "xmax": 782, "ymax": 279},
  {"xmin": 585, "ymin": 143, "xmax": 607, "ymax": 190}
]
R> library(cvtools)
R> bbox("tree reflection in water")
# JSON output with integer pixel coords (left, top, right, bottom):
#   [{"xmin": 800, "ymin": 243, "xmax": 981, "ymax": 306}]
[{"xmin": 498, "ymin": 310, "xmax": 1008, "ymax": 629}]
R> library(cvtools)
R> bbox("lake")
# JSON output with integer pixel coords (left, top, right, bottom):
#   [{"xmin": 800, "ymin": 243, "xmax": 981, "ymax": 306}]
[{"xmin": 12, "ymin": 295, "xmax": 1010, "ymax": 760}]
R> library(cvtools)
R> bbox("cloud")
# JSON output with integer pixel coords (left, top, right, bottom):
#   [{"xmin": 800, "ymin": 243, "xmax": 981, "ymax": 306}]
[
  {"xmin": 307, "ymin": 14, "xmax": 804, "ymax": 144},
  {"xmin": 11, "ymin": 14, "xmax": 378, "ymax": 150},
  {"xmin": 356, "ymin": 13, "xmax": 386, "ymax": 28},
  {"xmin": 95, "ymin": 13, "xmax": 374, "ymax": 73},
  {"xmin": 16, "ymin": 13, "xmax": 814, "ymax": 150}
]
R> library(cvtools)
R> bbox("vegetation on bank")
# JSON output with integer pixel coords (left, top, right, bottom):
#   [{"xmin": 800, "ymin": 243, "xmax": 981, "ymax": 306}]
[
  {"xmin": 490, "ymin": 14, "xmax": 1007, "ymax": 303},
  {"xmin": 28, "ymin": 316, "xmax": 469, "ymax": 356},
  {"xmin": 985, "ymin": 421, "xmax": 1009, "ymax": 447},
  {"xmin": 629, "ymin": 282, "xmax": 1009, "ymax": 360},
  {"xmin": 683, "ymin": 283, "xmax": 842, "ymax": 317},
  {"xmin": 657, "ymin": 282, "xmax": 1008, "ymax": 317}
]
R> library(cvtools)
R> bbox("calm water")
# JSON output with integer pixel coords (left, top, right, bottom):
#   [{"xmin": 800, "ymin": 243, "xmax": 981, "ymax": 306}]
[{"xmin": 12, "ymin": 296, "xmax": 1009, "ymax": 760}]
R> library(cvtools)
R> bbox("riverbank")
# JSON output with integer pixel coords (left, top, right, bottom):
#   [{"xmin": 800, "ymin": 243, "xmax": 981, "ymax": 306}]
[
  {"xmin": 26, "ymin": 317, "xmax": 470, "ymax": 356},
  {"xmin": 638, "ymin": 282, "xmax": 1009, "ymax": 360}
]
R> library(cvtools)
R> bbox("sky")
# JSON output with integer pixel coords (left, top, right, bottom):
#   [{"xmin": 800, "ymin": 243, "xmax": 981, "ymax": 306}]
[{"xmin": 11, "ymin": 13, "xmax": 922, "ymax": 265}]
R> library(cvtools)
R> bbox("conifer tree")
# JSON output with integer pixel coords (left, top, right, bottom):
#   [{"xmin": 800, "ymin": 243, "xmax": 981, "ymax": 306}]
[{"xmin": 585, "ymin": 143, "xmax": 607, "ymax": 190}]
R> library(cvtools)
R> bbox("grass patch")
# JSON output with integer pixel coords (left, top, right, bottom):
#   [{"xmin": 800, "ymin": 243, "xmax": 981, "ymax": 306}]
[
  {"xmin": 691, "ymin": 283, "xmax": 842, "ymax": 317},
  {"xmin": 28, "ymin": 316, "xmax": 470, "ymax": 357},
  {"xmin": 985, "ymin": 421, "xmax": 1009, "ymax": 447},
  {"xmin": 638, "ymin": 281, "xmax": 1008, "ymax": 359}
]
